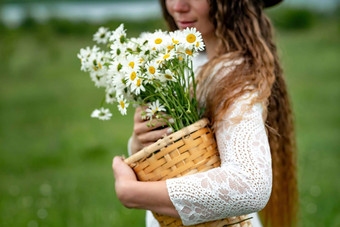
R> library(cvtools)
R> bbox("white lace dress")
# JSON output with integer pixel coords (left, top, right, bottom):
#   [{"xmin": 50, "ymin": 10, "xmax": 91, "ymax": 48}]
[{"xmin": 129, "ymin": 53, "xmax": 272, "ymax": 227}]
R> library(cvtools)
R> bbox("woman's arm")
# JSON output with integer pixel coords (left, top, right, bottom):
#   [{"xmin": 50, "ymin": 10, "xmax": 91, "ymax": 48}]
[
  {"xmin": 112, "ymin": 156, "xmax": 179, "ymax": 217},
  {"xmin": 114, "ymin": 94, "xmax": 272, "ymax": 225},
  {"xmin": 165, "ymin": 94, "xmax": 272, "ymax": 225}
]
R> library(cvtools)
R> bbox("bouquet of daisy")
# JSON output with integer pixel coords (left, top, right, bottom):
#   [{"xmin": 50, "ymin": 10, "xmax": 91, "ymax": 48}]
[{"xmin": 77, "ymin": 24, "xmax": 205, "ymax": 132}]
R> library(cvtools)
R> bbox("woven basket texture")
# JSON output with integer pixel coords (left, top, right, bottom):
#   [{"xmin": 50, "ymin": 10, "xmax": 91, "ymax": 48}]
[{"xmin": 124, "ymin": 119, "xmax": 252, "ymax": 227}]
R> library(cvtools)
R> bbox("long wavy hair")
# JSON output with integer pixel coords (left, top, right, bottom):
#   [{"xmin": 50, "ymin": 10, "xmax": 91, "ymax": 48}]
[{"xmin": 159, "ymin": 0, "xmax": 298, "ymax": 226}]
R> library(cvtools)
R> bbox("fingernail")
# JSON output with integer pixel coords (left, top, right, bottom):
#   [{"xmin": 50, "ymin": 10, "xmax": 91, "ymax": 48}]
[
  {"xmin": 167, "ymin": 128, "xmax": 173, "ymax": 134},
  {"xmin": 168, "ymin": 118, "xmax": 174, "ymax": 124}
]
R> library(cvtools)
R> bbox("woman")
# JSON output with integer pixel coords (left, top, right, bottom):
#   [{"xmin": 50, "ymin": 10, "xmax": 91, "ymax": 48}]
[{"xmin": 112, "ymin": 0, "xmax": 298, "ymax": 226}]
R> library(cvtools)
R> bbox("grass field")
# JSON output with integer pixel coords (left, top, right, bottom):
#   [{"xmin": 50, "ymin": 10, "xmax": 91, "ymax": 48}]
[{"xmin": 0, "ymin": 17, "xmax": 339, "ymax": 227}]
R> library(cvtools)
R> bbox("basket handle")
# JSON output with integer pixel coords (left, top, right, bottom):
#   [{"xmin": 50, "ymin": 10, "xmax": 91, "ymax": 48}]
[{"xmin": 124, "ymin": 118, "xmax": 209, "ymax": 166}]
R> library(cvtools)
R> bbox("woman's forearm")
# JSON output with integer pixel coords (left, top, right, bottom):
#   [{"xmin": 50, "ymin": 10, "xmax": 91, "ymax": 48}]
[
  {"xmin": 120, "ymin": 180, "xmax": 180, "ymax": 218},
  {"xmin": 112, "ymin": 156, "xmax": 179, "ymax": 218}
]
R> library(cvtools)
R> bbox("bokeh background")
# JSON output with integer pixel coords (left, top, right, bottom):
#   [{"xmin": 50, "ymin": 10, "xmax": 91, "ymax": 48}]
[{"xmin": 0, "ymin": 0, "xmax": 339, "ymax": 226}]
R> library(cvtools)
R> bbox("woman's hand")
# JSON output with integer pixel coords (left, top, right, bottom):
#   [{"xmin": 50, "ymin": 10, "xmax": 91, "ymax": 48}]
[
  {"xmin": 112, "ymin": 156, "xmax": 138, "ymax": 208},
  {"xmin": 112, "ymin": 156, "xmax": 179, "ymax": 217},
  {"xmin": 130, "ymin": 106, "xmax": 172, "ymax": 154}
]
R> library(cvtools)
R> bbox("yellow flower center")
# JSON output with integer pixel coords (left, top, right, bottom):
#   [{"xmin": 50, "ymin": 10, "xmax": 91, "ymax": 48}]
[
  {"xmin": 167, "ymin": 45, "xmax": 174, "ymax": 50},
  {"xmin": 93, "ymin": 66, "xmax": 98, "ymax": 71},
  {"xmin": 155, "ymin": 38, "xmax": 162, "ymax": 44},
  {"xmin": 196, "ymin": 41, "xmax": 200, "ymax": 47},
  {"xmin": 98, "ymin": 62, "xmax": 102, "ymax": 69},
  {"xmin": 136, "ymin": 78, "xmax": 141, "ymax": 87},
  {"xmin": 178, "ymin": 56, "xmax": 183, "ymax": 60},
  {"xmin": 185, "ymin": 49, "xmax": 193, "ymax": 56},
  {"xmin": 130, "ymin": 71, "xmax": 136, "ymax": 81},
  {"xmin": 149, "ymin": 66, "xmax": 155, "ymax": 74},
  {"xmin": 186, "ymin": 34, "xmax": 196, "ymax": 43},
  {"xmin": 120, "ymin": 101, "xmax": 125, "ymax": 109},
  {"xmin": 163, "ymin": 54, "xmax": 170, "ymax": 59},
  {"xmin": 172, "ymin": 38, "xmax": 179, "ymax": 44},
  {"xmin": 129, "ymin": 61, "xmax": 135, "ymax": 68},
  {"xmin": 139, "ymin": 58, "xmax": 144, "ymax": 62},
  {"xmin": 165, "ymin": 74, "xmax": 173, "ymax": 80},
  {"xmin": 152, "ymin": 107, "xmax": 158, "ymax": 114}
]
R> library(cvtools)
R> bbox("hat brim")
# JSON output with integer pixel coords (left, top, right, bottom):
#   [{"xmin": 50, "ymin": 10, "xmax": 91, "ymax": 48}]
[{"xmin": 264, "ymin": 0, "xmax": 283, "ymax": 8}]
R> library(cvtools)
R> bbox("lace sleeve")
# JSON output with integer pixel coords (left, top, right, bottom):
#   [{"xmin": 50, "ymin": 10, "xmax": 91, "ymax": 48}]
[{"xmin": 165, "ymin": 94, "xmax": 272, "ymax": 226}]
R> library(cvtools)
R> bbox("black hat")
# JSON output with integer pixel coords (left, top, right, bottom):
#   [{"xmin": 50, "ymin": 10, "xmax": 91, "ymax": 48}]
[{"xmin": 264, "ymin": 0, "xmax": 283, "ymax": 8}]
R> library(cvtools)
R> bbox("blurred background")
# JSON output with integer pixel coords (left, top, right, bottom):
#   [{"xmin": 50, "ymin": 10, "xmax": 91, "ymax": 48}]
[{"xmin": 0, "ymin": 0, "xmax": 339, "ymax": 226}]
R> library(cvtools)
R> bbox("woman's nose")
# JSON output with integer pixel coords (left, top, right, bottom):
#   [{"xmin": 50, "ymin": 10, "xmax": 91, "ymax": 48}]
[{"xmin": 172, "ymin": 0, "xmax": 190, "ymax": 13}]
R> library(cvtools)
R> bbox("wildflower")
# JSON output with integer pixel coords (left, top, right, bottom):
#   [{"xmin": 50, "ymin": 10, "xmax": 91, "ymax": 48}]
[
  {"xmin": 169, "ymin": 30, "xmax": 181, "ymax": 45},
  {"xmin": 77, "ymin": 46, "xmax": 100, "ymax": 72},
  {"xmin": 146, "ymin": 100, "xmax": 166, "ymax": 119},
  {"xmin": 109, "ymin": 24, "xmax": 127, "ymax": 44},
  {"xmin": 130, "ymin": 77, "xmax": 145, "ymax": 95},
  {"xmin": 108, "ymin": 61, "xmax": 123, "ymax": 74},
  {"xmin": 91, "ymin": 108, "xmax": 112, "ymax": 120},
  {"xmin": 122, "ymin": 55, "xmax": 141, "ymax": 75},
  {"xmin": 162, "ymin": 69, "xmax": 176, "ymax": 82},
  {"xmin": 182, "ymin": 27, "xmax": 204, "ymax": 51},
  {"xmin": 125, "ymin": 69, "xmax": 139, "ymax": 88},
  {"xmin": 145, "ymin": 61, "xmax": 160, "ymax": 80},
  {"xmin": 90, "ymin": 71, "xmax": 107, "ymax": 88},
  {"xmin": 105, "ymin": 87, "xmax": 116, "ymax": 104},
  {"xmin": 93, "ymin": 27, "xmax": 111, "ymax": 44},
  {"xmin": 110, "ymin": 43, "xmax": 126, "ymax": 59},
  {"xmin": 117, "ymin": 96, "xmax": 129, "ymax": 115},
  {"xmin": 111, "ymin": 73, "xmax": 127, "ymax": 97},
  {"xmin": 159, "ymin": 50, "xmax": 176, "ymax": 62},
  {"xmin": 147, "ymin": 30, "xmax": 171, "ymax": 51}
]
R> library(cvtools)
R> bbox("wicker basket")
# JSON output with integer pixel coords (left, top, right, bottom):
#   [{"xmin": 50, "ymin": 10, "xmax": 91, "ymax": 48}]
[{"xmin": 124, "ymin": 118, "xmax": 252, "ymax": 227}]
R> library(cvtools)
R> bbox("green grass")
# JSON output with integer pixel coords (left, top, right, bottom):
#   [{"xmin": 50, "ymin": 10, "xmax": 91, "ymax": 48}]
[{"xmin": 0, "ymin": 18, "xmax": 340, "ymax": 227}]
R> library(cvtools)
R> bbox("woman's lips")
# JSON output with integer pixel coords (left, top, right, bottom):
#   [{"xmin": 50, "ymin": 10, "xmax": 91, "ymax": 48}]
[{"xmin": 177, "ymin": 21, "xmax": 196, "ymax": 29}]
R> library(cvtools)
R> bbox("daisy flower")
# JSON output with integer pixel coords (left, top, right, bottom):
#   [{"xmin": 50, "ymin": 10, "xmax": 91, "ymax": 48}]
[
  {"xmin": 110, "ymin": 43, "xmax": 126, "ymax": 59},
  {"xmin": 87, "ymin": 50, "xmax": 109, "ymax": 73},
  {"xmin": 181, "ymin": 27, "xmax": 204, "ymax": 51},
  {"xmin": 147, "ymin": 30, "xmax": 171, "ymax": 51},
  {"xmin": 145, "ymin": 61, "xmax": 160, "ymax": 80},
  {"xmin": 93, "ymin": 27, "xmax": 111, "ymax": 44},
  {"xmin": 161, "ymin": 69, "xmax": 176, "ymax": 82},
  {"xmin": 145, "ymin": 100, "xmax": 166, "ymax": 119},
  {"xmin": 176, "ymin": 45, "xmax": 198, "ymax": 58},
  {"xmin": 153, "ymin": 50, "xmax": 175, "ymax": 66},
  {"xmin": 91, "ymin": 107, "xmax": 112, "ymax": 120},
  {"xmin": 77, "ymin": 45, "xmax": 100, "ymax": 72},
  {"xmin": 105, "ymin": 87, "xmax": 116, "ymax": 104},
  {"xmin": 111, "ymin": 73, "xmax": 127, "ymax": 96},
  {"xmin": 90, "ymin": 71, "xmax": 108, "ymax": 88},
  {"xmin": 110, "ymin": 24, "xmax": 127, "ymax": 45},
  {"xmin": 159, "ymin": 50, "xmax": 176, "ymax": 62},
  {"xmin": 130, "ymin": 77, "xmax": 145, "ymax": 95},
  {"xmin": 122, "ymin": 55, "xmax": 141, "ymax": 73},
  {"xmin": 117, "ymin": 95, "xmax": 129, "ymax": 115},
  {"xmin": 108, "ymin": 61, "xmax": 123, "ymax": 74},
  {"xmin": 169, "ymin": 30, "xmax": 181, "ymax": 45},
  {"xmin": 77, "ymin": 46, "xmax": 92, "ymax": 68},
  {"xmin": 125, "ymin": 68, "xmax": 141, "ymax": 92}
]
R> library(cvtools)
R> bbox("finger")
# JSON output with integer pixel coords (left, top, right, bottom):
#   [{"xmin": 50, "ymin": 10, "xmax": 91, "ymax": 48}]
[
  {"xmin": 139, "ymin": 127, "xmax": 173, "ymax": 145},
  {"xmin": 134, "ymin": 106, "xmax": 149, "ymax": 122},
  {"xmin": 112, "ymin": 156, "xmax": 124, "ymax": 175},
  {"xmin": 134, "ymin": 119, "xmax": 168, "ymax": 135}
]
